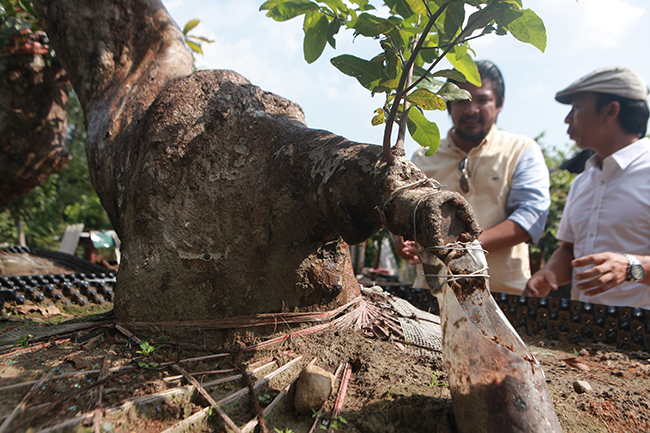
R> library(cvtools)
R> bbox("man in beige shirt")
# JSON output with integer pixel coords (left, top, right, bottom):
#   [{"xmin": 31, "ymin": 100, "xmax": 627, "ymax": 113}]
[{"xmin": 396, "ymin": 60, "xmax": 551, "ymax": 295}]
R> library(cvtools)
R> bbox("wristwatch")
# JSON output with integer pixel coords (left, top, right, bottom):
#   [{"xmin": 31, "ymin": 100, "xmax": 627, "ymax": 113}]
[{"xmin": 624, "ymin": 254, "xmax": 644, "ymax": 282}]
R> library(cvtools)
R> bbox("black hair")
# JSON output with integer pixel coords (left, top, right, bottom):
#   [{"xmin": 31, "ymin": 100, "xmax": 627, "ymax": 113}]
[
  {"xmin": 596, "ymin": 93, "xmax": 649, "ymax": 137},
  {"xmin": 475, "ymin": 60, "xmax": 505, "ymax": 108},
  {"xmin": 446, "ymin": 60, "xmax": 505, "ymax": 111}
]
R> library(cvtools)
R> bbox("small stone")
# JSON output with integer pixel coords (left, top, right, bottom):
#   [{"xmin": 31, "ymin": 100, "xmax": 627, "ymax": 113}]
[
  {"xmin": 573, "ymin": 380, "xmax": 592, "ymax": 394},
  {"xmin": 294, "ymin": 365, "xmax": 335, "ymax": 415},
  {"xmin": 578, "ymin": 348, "xmax": 590, "ymax": 357}
]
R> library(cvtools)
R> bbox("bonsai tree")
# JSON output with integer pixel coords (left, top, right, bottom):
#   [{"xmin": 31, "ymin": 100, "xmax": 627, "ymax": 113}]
[{"xmin": 28, "ymin": 0, "xmax": 541, "ymax": 335}]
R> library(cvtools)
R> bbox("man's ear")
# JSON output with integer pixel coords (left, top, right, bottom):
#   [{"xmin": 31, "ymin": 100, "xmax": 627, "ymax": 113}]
[{"xmin": 603, "ymin": 101, "xmax": 620, "ymax": 122}]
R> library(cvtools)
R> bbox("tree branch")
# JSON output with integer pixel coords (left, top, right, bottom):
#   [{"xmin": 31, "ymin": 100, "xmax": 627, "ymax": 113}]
[{"xmin": 382, "ymin": 2, "xmax": 450, "ymax": 163}]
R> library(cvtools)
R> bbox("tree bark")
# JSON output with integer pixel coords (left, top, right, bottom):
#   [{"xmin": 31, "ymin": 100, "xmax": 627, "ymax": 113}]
[
  {"xmin": 32, "ymin": 0, "xmax": 481, "ymax": 325},
  {"xmin": 0, "ymin": 53, "xmax": 70, "ymax": 208}
]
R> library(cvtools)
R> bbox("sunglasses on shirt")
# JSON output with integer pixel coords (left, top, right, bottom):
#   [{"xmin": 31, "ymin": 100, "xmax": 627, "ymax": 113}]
[{"xmin": 459, "ymin": 157, "xmax": 470, "ymax": 193}]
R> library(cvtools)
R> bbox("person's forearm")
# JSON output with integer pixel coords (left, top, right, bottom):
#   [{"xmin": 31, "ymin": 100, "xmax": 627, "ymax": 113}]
[
  {"xmin": 543, "ymin": 241, "xmax": 575, "ymax": 286},
  {"xmin": 478, "ymin": 220, "xmax": 531, "ymax": 253}
]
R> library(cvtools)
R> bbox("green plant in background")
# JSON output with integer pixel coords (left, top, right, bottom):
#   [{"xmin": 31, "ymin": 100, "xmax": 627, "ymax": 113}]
[
  {"xmin": 136, "ymin": 341, "xmax": 157, "ymax": 357},
  {"xmin": 427, "ymin": 372, "xmax": 447, "ymax": 387},
  {"xmin": 0, "ymin": 0, "xmax": 45, "ymax": 50},
  {"xmin": 529, "ymin": 133, "xmax": 576, "ymax": 272},
  {"xmin": 182, "ymin": 19, "xmax": 213, "ymax": 63},
  {"xmin": 13, "ymin": 333, "xmax": 35, "ymax": 347},
  {"xmin": 261, "ymin": 0, "xmax": 546, "ymax": 162},
  {"xmin": 320, "ymin": 415, "xmax": 348, "ymax": 431}
]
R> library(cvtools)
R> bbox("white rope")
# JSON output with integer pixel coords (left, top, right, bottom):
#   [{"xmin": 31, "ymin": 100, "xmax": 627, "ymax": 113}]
[{"xmin": 420, "ymin": 242, "xmax": 490, "ymax": 283}]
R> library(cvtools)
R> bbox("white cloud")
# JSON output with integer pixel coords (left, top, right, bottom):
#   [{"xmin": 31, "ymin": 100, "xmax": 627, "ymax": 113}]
[{"xmin": 547, "ymin": 0, "xmax": 645, "ymax": 54}]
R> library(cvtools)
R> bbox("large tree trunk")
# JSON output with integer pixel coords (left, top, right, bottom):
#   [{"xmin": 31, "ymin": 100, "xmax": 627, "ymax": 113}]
[
  {"xmin": 32, "ymin": 0, "xmax": 481, "ymax": 325},
  {"xmin": 0, "ymin": 51, "xmax": 70, "ymax": 208}
]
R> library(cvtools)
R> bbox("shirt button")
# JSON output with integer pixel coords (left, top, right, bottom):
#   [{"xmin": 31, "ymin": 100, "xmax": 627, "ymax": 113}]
[{"xmin": 600, "ymin": 180, "xmax": 605, "ymax": 185}]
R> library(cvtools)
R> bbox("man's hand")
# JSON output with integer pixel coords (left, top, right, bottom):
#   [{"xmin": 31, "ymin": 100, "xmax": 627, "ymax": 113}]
[
  {"xmin": 393, "ymin": 236, "xmax": 421, "ymax": 265},
  {"xmin": 524, "ymin": 268, "xmax": 559, "ymax": 298},
  {"xmin": 572, "ymin": 252, "xmax": 628, "ymax": 296}
]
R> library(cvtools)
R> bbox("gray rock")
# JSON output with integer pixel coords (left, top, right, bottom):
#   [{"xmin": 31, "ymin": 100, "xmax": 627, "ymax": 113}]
[
  {"xmin": 294, "ymin": 365, "xmax": 335, "ymax": 415},
  {"xmin": 573, "ymin": 380, "xmax": 592, "ymax": 394}
]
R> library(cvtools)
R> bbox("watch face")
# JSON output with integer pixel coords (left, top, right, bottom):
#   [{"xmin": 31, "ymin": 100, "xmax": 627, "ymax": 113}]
[{"xmin": 630, "ymin": 264, "xmax": 644, "ymax": 281}]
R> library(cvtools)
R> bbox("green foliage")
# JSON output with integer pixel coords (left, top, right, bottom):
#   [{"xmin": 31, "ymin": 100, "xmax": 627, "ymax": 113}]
[
  {"xmin": 427, "ymin": 372, "xmax": 447, "ymax": 387},
  {"xmin": 182, "ymin": 19, "xmax": 214, "ymax": 66},
  {"xmin": 13, "ymin": 333, "xmax": 34, "ymax": 347},
  {"xmin": 136, "ymin": 341, "xmax": 157, "ymax": 357},
  {"xmin": 0, "ymin": 0, "xmax": 39, "ymax": 48},
  {"xmin": 529, "ymin": 134, "xmax": 576, "ymax": 267},
  {"xmin": 260, "ymin": 0, "xmax": 546, "ymax": 156}
]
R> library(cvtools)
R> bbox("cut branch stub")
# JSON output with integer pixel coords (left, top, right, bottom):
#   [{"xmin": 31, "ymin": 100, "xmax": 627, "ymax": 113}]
[{"xmin": 382, "ymin": 184, "xmax": 482, "ymax": 261}]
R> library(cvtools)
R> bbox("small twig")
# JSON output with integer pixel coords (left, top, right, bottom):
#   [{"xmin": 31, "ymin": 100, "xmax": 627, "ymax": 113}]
[
  {"xmin": 235, "ymin": 352, "xmax": 269, "ymax": 433},
  {"xmin": 328, "ymin": 363, "xmax": 352, "ymax": 433},
  {"xmin": 0, "ymin": 370, "xmax": 53, "ymax": 433},
  {"xmin": 0, "ymin": 338, "xmax": 71, "ymax": 359},
  {"xmin": 308, "ymin": 362, "xmax": 344, "ymax": 433},
  {"xmin": 240, "ymin": 357, "xmax": 318, "ymax": 433},
  {"xmin": 215, "ymin": 356, "xmax": 303, "ymax": 406},
  {"xmin": 93, "ymin": 345, "xmax": 114, "ymax": 433},
  {"xmin": 202, "ymin": 361, "xmax": 276, "ymax": 390},
  {"xmin": 0, "ymin": 364, "xmax": 136, "ymax": 394},
  {"xmin": 172, "ymin": 364, "xmax": 242, "ymax": 433}
]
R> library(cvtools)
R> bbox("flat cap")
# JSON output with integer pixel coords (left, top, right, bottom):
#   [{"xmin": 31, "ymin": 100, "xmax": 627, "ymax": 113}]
[{"xmin": 555, "ymin": 67, "xmax": 648, "ymax": 104}]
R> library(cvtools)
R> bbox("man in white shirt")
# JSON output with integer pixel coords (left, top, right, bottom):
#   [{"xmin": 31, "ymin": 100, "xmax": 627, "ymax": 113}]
[{"xmin": 525, "ymin": 67, "xmax": 650, "ymax": 309}]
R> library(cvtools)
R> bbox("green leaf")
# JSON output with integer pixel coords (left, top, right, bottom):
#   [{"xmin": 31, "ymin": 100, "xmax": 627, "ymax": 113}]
[
  {"xmin": 403, "ymin": 0, "xmax": 427, "ymax": 16},
  {"xmin": 430, "ymin": 69, "xmax": 466, "ymax": 82},
  {"xmin": 321, "ymin": 0, "xmax": 348, "ymax": 14},
  {"xmin": 385, "ymin": 0, "xmax": 415, "ymax": 20},
  {"xmin": 352, "ymin": 13, "xmax": 385, "ymax": 38},
  {"xmin": 260, "ymin": 0, "xmax": 319, "ymax": 22},
  {"xmin": 413, "ymin": 66, "xmax": 446, "ymax": 93},
  {"xmin": 326, "ymin": 17, "xmax": 342, "ymax": 49},
  {"xmin": 407, "ymin": 108, "xmax": 440, "ymax": 156},
  {"xmin": 445, "ymin": 49, "xmax": 480, "ymax": 86},
  {"xmin": 444, "ymin": 1, "xmax": 465, "ymax": 38},
  {"xmin": 303, "ymin": 11, "xmax": 329, "ymax": 63},
  {"xmin": 186, "ymin": 40, "xmax": 203, "ymax": 55},
  {"xmin": 437, "ymin": 82, "xmax": 471, "ymax": 102},
  {"xmin": 331, "ymin": 54, "xmax": 385, "ymax": 89},
  {"xmin": 405, "ymin": 89, "xmax": 447, "ymax": 111},
  {"xmin": 182, "ymin": 19, "xmax": 200, "ymax": 36},
  {"xmin": 504, "ymin": 8, "xmax": 547, "ymax": 52},
  {"xmin": 372, "ymin": 108, "xmax": 386, "ymax": 126}
]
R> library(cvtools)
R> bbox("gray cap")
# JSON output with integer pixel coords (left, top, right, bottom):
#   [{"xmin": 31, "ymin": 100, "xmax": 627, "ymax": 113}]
[{"xmin": 555, "ymin": 67, "xmax": 649, "ymax": 104}]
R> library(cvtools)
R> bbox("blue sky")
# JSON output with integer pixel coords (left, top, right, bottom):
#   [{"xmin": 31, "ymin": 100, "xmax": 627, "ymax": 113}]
[{"xmin": 161, "ymin": 0, "xmax": 649, "ymax": 160}]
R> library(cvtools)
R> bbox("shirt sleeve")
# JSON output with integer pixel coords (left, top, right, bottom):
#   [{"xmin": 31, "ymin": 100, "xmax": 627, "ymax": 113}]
[
  {"xmin": 556, "ymin": 174, "xmax": 579, "ymax": 244},
  {"xmin": 507, "ymin": 144, "xmax": 551, "ymax": 244}
]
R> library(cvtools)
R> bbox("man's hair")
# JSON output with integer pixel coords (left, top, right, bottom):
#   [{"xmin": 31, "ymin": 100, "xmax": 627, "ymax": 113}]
[
  {"xmin": 476, "ymin": 60, "xmax": 505, "ymax": 108},
  {"xmin": 446, "ymin": 60, "xmax": 505, "ymax": 111},
  {"xmin": 596, "ymin": 93, "xmax": 650, "ymax": 138}
]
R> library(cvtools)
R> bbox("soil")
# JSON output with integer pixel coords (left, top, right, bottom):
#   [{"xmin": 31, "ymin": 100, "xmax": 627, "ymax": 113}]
[{"xmin": 0, "ymin": 295, "xmax": 648, "ymax": 433}]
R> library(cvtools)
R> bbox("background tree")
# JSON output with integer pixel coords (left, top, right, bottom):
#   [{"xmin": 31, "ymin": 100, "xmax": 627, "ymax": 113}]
[
  {"xmin": 0, "ymin": 0, "xmax": 70, "ymax": 209},
  {"xmin": 0, "ymin": 0, "xmax": 210, "ymax": 251}
]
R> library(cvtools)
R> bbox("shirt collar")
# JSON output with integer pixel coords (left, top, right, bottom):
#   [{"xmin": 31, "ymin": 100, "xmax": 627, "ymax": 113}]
[{"xmin": 585, "ymin": 137, "xmax": 650, "ymax": 171}]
